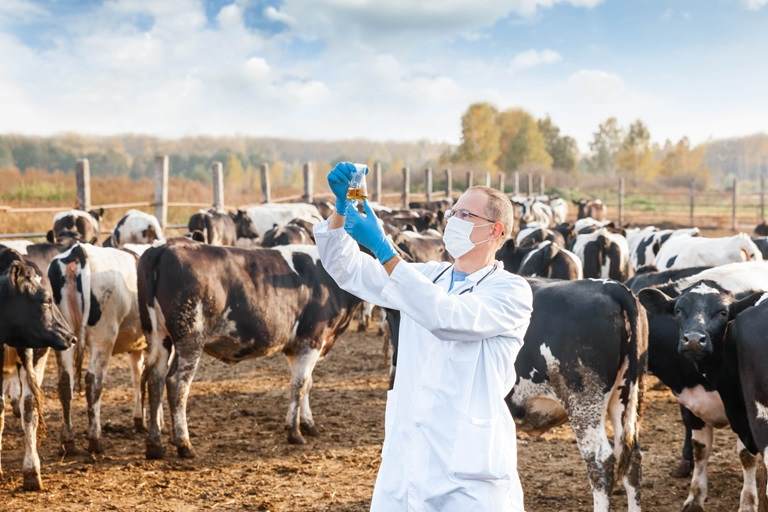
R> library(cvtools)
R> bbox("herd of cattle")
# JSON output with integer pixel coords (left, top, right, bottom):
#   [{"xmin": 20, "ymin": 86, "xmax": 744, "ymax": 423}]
[{"xmin": 1, "ymin": 194, "xmax": 768, "ymax": 512}]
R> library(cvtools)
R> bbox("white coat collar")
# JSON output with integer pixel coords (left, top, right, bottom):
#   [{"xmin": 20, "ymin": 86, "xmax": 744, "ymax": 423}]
[{"xmin": 434, "ymin": 261, "xmax": 500, "ymax": 292}]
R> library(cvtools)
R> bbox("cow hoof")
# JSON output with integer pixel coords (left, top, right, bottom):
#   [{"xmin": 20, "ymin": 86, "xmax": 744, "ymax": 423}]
[
  {"xmin": 681, "ymin": 503, "xmax": 705, "ymax": 512},
  {"xmin": 300, "ymin": 423, "xmax": 320, "ymax": 437},
  {"xmin": 88, "ymin": 438, "xmax": 104, "ymax": 454},
  {"xmin": 22, "ymin": 470, "xmax": 42, "ymax": 492},
  {"xmin": 145, "ymin": 441, "xmax": 165, "ymax": 460},
  {"xmin": 59, "ymin": 440, "xmax": 77, "ymax": 457},
  {"xmin": 287, "ymin": 431, "xmax": 306, "ymax": 445},
  {"xmin": 11, "ymin": 399, "xmax": 20, "ymax": 418},
  {"xmin": 356, "ymin": 324, "xmax": 366, "ymax": 332},
  {"xmin": 670, "ymin": 458, "xmax": 693, "ymax": 478},
  {"xmin": 176, "ymin": 445, "xmax": 196, "ymax": 459},
  {"xmin": 133, "ymin": 418, "xmax": 147, "ymax": 433}
]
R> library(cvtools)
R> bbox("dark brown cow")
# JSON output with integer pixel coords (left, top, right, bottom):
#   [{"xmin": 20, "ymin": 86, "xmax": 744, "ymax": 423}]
[
  {"xmin": 262, "ymin": 219, "xmax": 315, "ymax": 247},
  {"xmin": 187, "ymin": 209, "xmax": 237, "ymax": 246}
]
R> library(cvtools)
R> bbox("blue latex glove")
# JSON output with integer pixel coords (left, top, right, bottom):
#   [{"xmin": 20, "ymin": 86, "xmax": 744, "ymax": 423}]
[
  {"xmin": 344, "ymin": 201, "xmax": 396, "ymax": 264},
  {"xmin": 327, "ymin": 162, "xmax": 356, "ymax": 214}
]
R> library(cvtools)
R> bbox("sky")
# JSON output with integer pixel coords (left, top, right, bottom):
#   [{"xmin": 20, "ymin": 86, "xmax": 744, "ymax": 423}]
[{"xmin": 0, "ymin": 0, "xmax": 767, "ymax": 151}]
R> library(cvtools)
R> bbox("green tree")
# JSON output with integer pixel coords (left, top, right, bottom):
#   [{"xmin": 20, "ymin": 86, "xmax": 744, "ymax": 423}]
[
  {"xmin": 587, "ymin": 117, "xmax": 623, "ymax": 174},
  {"xmin": 537, "ymin": 116, "xmax": 578, "ymax": 171},
  {"xmin": 496, "ymin": 109, "xmax": 552, "ymax": 172},
  {"xmin": 616, "ymin": 119, "xmax": 658, "ymax": 179},
  {"xmin": 454, "ymin": 102, "xmax": 500, "ymax": 170}
]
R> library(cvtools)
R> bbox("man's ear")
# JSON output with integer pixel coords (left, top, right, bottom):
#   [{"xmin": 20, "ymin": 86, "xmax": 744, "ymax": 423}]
[
  {"xmin": 638, "ymin": 288, "xmax": 675, "ymax": 315},
  {"xmin": 730, "ymin": 291, "xmax": 765, "ymax": 319}
]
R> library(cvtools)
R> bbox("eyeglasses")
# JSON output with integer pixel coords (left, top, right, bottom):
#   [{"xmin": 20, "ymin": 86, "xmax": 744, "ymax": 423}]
[{"xmin": 445, "ymin": 208, "xmax": 495, "ymax": 223}]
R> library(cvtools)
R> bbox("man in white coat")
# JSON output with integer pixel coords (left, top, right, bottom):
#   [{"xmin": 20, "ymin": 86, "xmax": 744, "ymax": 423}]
[{"xmin": 314, "ymin": 162, "xmax": 533, "ymax": 511}]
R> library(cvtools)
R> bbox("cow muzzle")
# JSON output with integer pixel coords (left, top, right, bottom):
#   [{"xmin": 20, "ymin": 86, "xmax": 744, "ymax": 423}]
[{"xmin": 679, "ymin": 331, "xmax": 710, "ymax": 358}]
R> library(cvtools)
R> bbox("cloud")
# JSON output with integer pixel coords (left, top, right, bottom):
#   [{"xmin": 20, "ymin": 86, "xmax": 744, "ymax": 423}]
[
  {"xmin": 566, "ymin": 69, "xmax": 625, "ymax": 103},
  {"xmin": 510, "ymin": 49, "xmax": 561, "ymax": 70},
  {"xmin": 0, "ymin": 0, "xmax": 47, "ymax": 23},
  {"xmin": 263, "ymin": 6, "xmax": 296, "ymax": 27},
  {"xmin": 745, "ymin": 0, "xmax": 767, "ymax": 9}
]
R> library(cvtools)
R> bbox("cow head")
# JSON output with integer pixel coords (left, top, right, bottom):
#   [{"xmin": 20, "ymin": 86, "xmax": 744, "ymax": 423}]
[
  {"xmin": 572, "ymin": 199, "xmax": 589, "ymax": 219},
  {"xmin": 0, "ymin": 261, "xmax": 76, "ymax": 351},
  {"xmin": 639, "ymin": 281, "xmax": 763, "ymax": 362},
  {"xmin": 231, "ymin": 209, "xmax": 259, "ymax": 240}
]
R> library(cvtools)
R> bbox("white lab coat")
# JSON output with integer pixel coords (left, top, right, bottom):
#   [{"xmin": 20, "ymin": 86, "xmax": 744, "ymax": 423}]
[{"xmin": 314, "ymin": 221, "xmax": 533, "ymax": 512}]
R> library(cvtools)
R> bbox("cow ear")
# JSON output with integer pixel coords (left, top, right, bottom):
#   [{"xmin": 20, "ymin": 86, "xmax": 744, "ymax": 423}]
[
  {"xmin": 8, "ymin": 261, "xmax": 35, "ymax": 296},
  {"xmin": 730, "ymin": 291, "xmax": 764, "ymax": 319},
  {"xmin": 46, "ymin": 230, "xmax": 55, "ymax": 243},
  {"xmin": 89, "ymin": 208, "xmax": 104, "ymax": 220},
  {"xmin": 638, "ymin": 288, "xmax": 675, "ymax": 315}
]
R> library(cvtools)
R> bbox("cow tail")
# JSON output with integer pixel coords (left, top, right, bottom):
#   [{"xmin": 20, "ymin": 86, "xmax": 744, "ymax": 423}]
[
  {"xmin": 609, "ymin": 284, "xmax": 648, "ymax": 483},
  {"xmin": 74, "ymin": 251, "xmax": 91, "ymax": 394},
  {"xmin": 137, "ymin": 244, "xmax": 166, "ymax": 413}
]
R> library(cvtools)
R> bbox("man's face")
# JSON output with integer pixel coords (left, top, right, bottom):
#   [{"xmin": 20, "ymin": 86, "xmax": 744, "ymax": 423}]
[{"xmin": 452, "ymin": 190, "xmax": 502, "ymax": 245}]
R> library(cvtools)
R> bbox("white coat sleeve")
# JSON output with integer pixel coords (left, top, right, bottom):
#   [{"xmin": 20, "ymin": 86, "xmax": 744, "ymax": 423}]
[
  {"xmin": 380, "ymin": 261, "xmax": 533, "ymax": 342},
  {"xmin": 314, "ymin": 220, "xmax": 438, "ymax": 308}
]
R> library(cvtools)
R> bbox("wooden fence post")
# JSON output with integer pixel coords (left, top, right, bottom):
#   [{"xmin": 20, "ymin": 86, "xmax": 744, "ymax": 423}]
[
  {"xmin": 484, "ymin": 172, "xmax": 491, "ymax": 187},
  {"xmin": 154, "ymin": 155, "xmax": 168, "ymax": 228},
  {"xmin": 498, "ymin": 173, "xmax": 505, "ymax": 193},
  {"xmin": 689, "ymin": 180, "xmax": 695, "ymax": 227},
  {"xmin": 618, "ymin": 177, "xmax": 625, "ymax": 226},
  {"xmin": 260, "ymin": 163, "xmax": 271, "ymax": 203},
  {"xmin": 466, "ymin": 171, "xmax": 473, "ymax": 190},
  {"xmin": 425, "ymin": 167, "xmax": 433, "ymax": 202},
  {"xmin": 212, "ymin": 161, "xmax": 224, "ymax": 211},
  {"xmin": 527, "ymin": 174, "xmax": 533, "ymax": 196},
  {"xmin": 303, "ymin": 162, "xmax": 314, "ymax": 203},
  {"xmin": 514, "ymin": 172, "xmax": 520, "ymax": 195},
  {"xmin": 373, "ymin": 162, "xmax": 382, "ymax": 203},
  {"xmin": 732, "ymin": 177, "xmax": 738, "ymax": 232},
  {"xmin": 76, "ymin": 158, "xmax": 91, "ymax": 211},
  {"xmin": 761, "ymin": 161, "xmax": 766, "ymax": 222},
  {"xmin": 444, "ymin": 168, "xmax": 452, "ymax": 198},
  {"xmin": 401, "ymin": 167, "xmax": 410, "ymax": 208},
  {"xmin": 540, "ymin": 175, "xmax": 546, "ymax": 196}
]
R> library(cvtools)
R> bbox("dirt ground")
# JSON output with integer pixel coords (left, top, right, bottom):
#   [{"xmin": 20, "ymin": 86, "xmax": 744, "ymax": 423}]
[{"xmin": 0, "ymin": 329, "xmax": 752, "ymax": 512}]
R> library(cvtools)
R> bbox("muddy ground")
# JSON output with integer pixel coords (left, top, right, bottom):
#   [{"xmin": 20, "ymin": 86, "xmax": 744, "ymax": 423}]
[{"xmin": 0, "ymin": 329, "xmax": 753, "ymax": 511}]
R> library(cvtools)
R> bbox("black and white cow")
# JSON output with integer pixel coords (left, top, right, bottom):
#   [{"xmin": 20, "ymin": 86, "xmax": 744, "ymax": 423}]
[
  {"xmin": 47, "ymin": 208, "xmax": 104, "ymax": 244},
  {"xmin": 187, "ymin": 209, "xmax": 237, "ymax": 246},
  {"xmin": 393, "ymin": 230, "xmax": 451, "ymax": 263},
  {"xmin": 103, "ymin": 209, "xmax": 163, "ymax": 248},
  {"xmin": 572, "ymin": 228, "xmax": 631, "ymax": 281},
  {"xmin": 261, "ymin": 218, "xmax": 316, "ymax": 247},
  {"xmin": 515, "ymin": 224, "xmax": 566, "ymax": 248},
  {"xmin": 751, "ymin": 236, "xmax": 768, "ymax": 259},
  {"xmin": 628, "ymin": 227, "xmax": 701, "ymax": 273},
  {"xmin": 754, "ymin": 221, "xmax": 768, "ymax": 237},
  {"xmin": 513, "ymin": 197, "xmax": 553, "ymax": 227},
  {"xmin": 496, "ymin": 239, "xmax": 582, "ymax": 280},
  {"xmin": 137, "ymin": 239, "xmax": 363, "ymax": 456},
  {"xmin": 637, "ymin": 261, "xmax": 768, "ymax": 511},
  {"xmin": 236, "ymin": 203, "xmax": 323, "ymax": 239},
  {"xmin": 549, "ymin": 197, "xmax": 568, "ymax": 225},
  {"xmin": 507, "ymin": 278, "xmax": 647, "ymax": 511},
  {"xmin": 655, "ymin": 233, "xmax": 762, "ymax": 270},
  {"xmin": 48, "ymin": 243, "xmax": 146, "ymax": 455},
  {"xmin": 379, "ymin": 208, "xmax": 444, "ymax": 233},
  {"xmin": 625, "ymin": 266, "xmax": 712, "ymax": 293},
  {"xmin": 0, "ymin": 257, "xmax": 75, "ymax": 490}
]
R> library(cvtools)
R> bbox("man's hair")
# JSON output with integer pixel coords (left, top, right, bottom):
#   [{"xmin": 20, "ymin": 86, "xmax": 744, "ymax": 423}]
[{"xmin": 468, "ymin": 185, "xmax": 514, "ymax": 238}]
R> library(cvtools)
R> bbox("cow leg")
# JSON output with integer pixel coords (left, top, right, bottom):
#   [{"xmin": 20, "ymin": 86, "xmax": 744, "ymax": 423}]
[
  {"xmin": 682, "ymin": 423, "xmax": 713, "ymax": 512},
  {"xmin": 285, "ymin": 347, "xmax": 321, "ymax": 445},
  {"xmin": 56, "ymin": 347, "xmax": 77, "ymax": 456},
  {"xmin": 165, "ymin": 340, "xmax": 202, "ymax": 458},
  {"xmin": 299, "ymin": 374, "xmax": 320, "ymax": 437},
  {"xmin": 609, "ymin": 393, "xmax": 641, "ymax": 512},
  {"xmin": 377, "ymin": 307, "xmax": 386, "ymax": 336},
  {"xmin": 4, "ymin": 368, "xmax": 20, "ymax": 418},
  {"xmin": 145, "ymin": 339, "xmax": 171, "ymax": 460},
  {"xmin": 672, "ymin": 405, "xmax": 695, "ymax": 478},
  {"xmin": 85, "ymin": 334, "xmax": 116, "ymax": 454},
  {"xmin": 0, "ymin": 346, "xmax": 4, "ymax": 479},
  {"xmin": 569, "ymin": 403, "xmax": 615, "ymax": 512},
  {"xmin": 128, "ymin": 350, "xmax": 145, "ymax": 432},
  {"xmin": 18, "ymin": 350, "xmax": 42, "ymax": 491},
  {"xmin": 737, "ymin": 438, "xmax": 759, "ymax": 512}
]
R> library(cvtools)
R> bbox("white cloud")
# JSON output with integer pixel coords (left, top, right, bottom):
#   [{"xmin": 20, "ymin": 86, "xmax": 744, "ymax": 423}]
[
  {"xmin": 745, "ymin": 0, "xmax": 768, "ymax": 10},
  {"xmin": 263, "ymin": 6, "xmax": 296, "ymax": 27},
  {"xmin": 510, "ymin": 49, "xmax": 561, "ymax": 70},
  {"xmin": 243, "ymin": 57, "xmax": 271, "ymax": 82},
  {"xmin": 0, "ymin": 0, "xmax": 47, "ymax": 22},
  {"xmin": 566, "ymin": 69, "xmax": 626, "ymax": 103}
]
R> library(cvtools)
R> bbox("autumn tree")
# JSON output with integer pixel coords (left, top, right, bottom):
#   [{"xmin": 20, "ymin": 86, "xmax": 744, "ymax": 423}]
[
  {"xmin": 454, "ymin": 102, "xmax": 500, "ymax": 170},
  {"xmin": 538, "ymin": 115, "xmax": 578, "ymax": 171},
  {"xmin": 496, "ymin": 109, "xmax": 552, "ymax": 172},
  {"xmin": 615, "ymin": 119, "xmax": 659, "ymax": 180},
  {"xmin": 587, "ymin": 117, "xmax": 623, "ymax": 174},
  {"xmin": 659, "ymin": 137, "xmax": 711, "ymax": 187}
]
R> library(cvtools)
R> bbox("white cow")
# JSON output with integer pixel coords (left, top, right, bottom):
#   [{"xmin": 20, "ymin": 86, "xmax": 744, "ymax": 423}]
[
  {"xmin": 49, "ymin": 243, "xmax": 146, "ymax": 455},
  {"xmin": 628, "ymin": 227, "xmax": 700, "ymax": 272},
  {"xmin": 241, "ymin": 203, "xmax": 323, "ymax": 239},
  {"xmin": 549, "ymin": 198, "xmax": 568, "ymax": 225},
  {"xmin": 105, "ymin": 210, "xmax": 164, "ymax": 247},
  {"xmin": 656, "ymin": 233, "xmax": 762, "ymax": 270}
]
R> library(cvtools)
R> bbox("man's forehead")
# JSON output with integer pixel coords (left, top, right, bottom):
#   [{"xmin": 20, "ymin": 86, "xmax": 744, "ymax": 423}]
[{"xmin": 455, "ymin": 190, "xmax": 487, "ymax": 209}]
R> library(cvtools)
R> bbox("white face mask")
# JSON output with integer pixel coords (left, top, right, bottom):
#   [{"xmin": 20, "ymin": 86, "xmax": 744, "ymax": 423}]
[{"xmin": 443, "ymin": 216, "xmax": 492, "ymax": 259}]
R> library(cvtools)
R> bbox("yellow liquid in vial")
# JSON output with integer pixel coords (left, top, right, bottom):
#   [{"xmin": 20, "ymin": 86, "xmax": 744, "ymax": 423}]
[{"xmin": 347, "ymin": 187, "xmax": 367, "ymax": 201}]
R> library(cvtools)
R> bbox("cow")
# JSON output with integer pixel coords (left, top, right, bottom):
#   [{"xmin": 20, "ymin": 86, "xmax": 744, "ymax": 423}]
[
  {"xmin": 137, "ymin": 240, "xmax": 363, "ymax": 456},
  {"xmin": 0, "ymin": 257, "xmax": 75, "ymax": 490},
  {"xmin": 574, "ymin": 199, "xmax": 608, "ymax": 221},
  {"xmin": 505, "ymin": 278, "xmax": 647, "ymax": 511},
  {"xmin": 754, "ymin": 221, "xmax": 768, "ymax": 237},
  {"xmin": 553, "ymin": 222, "xmax": 576, "ymax": 248},
  {"xmin": 516, "ymin": 224, "xmax": 566, "ymax": 248},
  {"xmin": 629, "ymin": 227, "xmax": 700, "ymax": 273},
  {"xmin": 549, "ymin": 197, "xmax": 568, "ymax": 224},
  {"xmin": 237, "ymin": 203, "xmax": 323, "ymax": 239},
  {"xmin": 103, "ymin": 209, "xmax": 163, "ymax": 248},
  {"xmin": 262, "ymin": 218, "xmax": 315, "ymax": 247},
  {"xmin": 655, "ymin": 233, "xmax": 762, "ymax": 270},
  {"xmin": 379, "ymin": 208, "xmax": 443, "ymax": 233},
  {"xmin": 187, "ymin": 209, "xmax": 237, "ymax": 246},
  {"xmin": 751, "ymin": 236, "xmax": 768, "ymax": 259},
  {"xmin": 572, "ymin": 228, "xmax": 631, "ymax": 281},
  {"xmin": 626, "ymin": 266, "xmax": 712, "ymax": 293},
  {"xmin": 48, "ymin": 243, "xmax": 147, "ymax": 455},
  {"xmin": 513, "ymin": 197, "xmax": 553, "ymax": 227},
  {"xmin": 574, "ymin": 217, "xmax": 611, "ymax": 235},
  {"xmin": 311, "ymin": 199, "xmax": 335, "ymax": 219},
  {"xmin": 393, "ymin": 230, "xmax": 451, "ymax": 263},
  {"xmin": 496, "ymin": 239, "xmax": 582, "ymax": 280},
  {"xmin": 47, "ymin": 208, "xmax": 104, "ymax": 244},
  {"xmin": 639, "ymin": 271, "xmax": 768, "ymax": 512}
]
